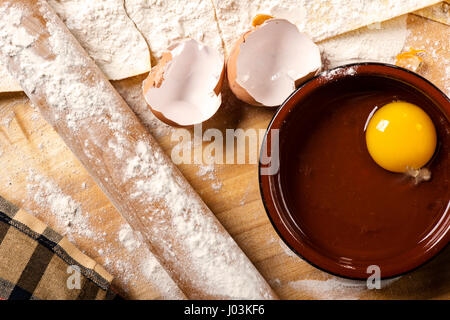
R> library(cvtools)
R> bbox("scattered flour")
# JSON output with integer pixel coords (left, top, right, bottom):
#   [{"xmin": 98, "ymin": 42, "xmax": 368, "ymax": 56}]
[
  {"xmin": 1, "ymin": 112, "xmax": 15, "ymax": 128},
  {"xmin": 279, "ymin": 240, "xmax": 297, "ymax": 258},
  {"xmin": 118, "ymin": 223, "xmax": 142, "ymax": 252},
  {"xmin": 239, "ymin": 180, "xmax": 253, "ymax": 206},
  {"xmin": 2, "ymin": 0, "xmax": 422, "ymax": 300},
  {"xmin": 269, "ymin": 278, "xmax": 282, "ymax": 288},
  {"xmin": 0, "ymin": 0, "xmax": 151, "ymax": 92},
  {"xmin": 117, "ymin": 223, "xmax": 185, "ymax": 299},
  {"xmin": 289, "ymin": 276, "xmax": 401, "ymax": 300},
  {"xmin": 48, "ymin": 0, "xmax": 150, "ymax": 80},
  {"xmin": 414, "ymin": 1, "xmax": 450, "ymax": 25},
  {"xmin": 211, "ymin": 181, "xmax": 223, "ymax": 191},
  {"xmin": 319, "ymin": 15, "xmax": 409, "ymax": 68},
  {"xmin": 195, "ymin": 152, "xmax": 223, "ymax": 192},
  {"xmin": 212, "ymin": 0, "xmax": 434, "ymax": 55},
  {"xmin": 0, "ymin": 63, "xmax": 18, "ymax": 92},
  {"xmin": 0, "ymin": 2, "xmax": 275, "ymax": 300},
  {"xmin": 321, "ymin": 65, "xmax": 358, "ymax": 81},
  {"xmin": 289, "ymin": 278, "xmax": 366, "ymax": 300},
  {"xmin": 26, "ymin": 171, "xmax": 94, "ymax": 241},
  {"xmin": 0, "ymin": 0, "xmax": 438, "ymax": 93},
  {"xmin": 196, "ymin": 162, "xmax": 223, "ymax": 192},
  {"xmin": 0, "ymin": 7, "xmax": 37, "ymax": 57},
  {"xmin": 196, "ymin": 163, "xmax": 215, "ymax": 177},
  {"xmin": 140, "ymin": 257, "xmax": 164, "ymax": 285},
  {"xmin": 30, "ymin": 111, "xmax": 40, "ymax": 121},
  {"xmin": 0, "ymin": 3, "xmax": 136, "ymax": 134},
  {"xmin": 124, "ymin": 0, "xmax": 223, "ymax": 57},
  {"xmin": 112, "ymin": 77, "xmax": 172, "ymax": 138},
  {"xmin": 25, "ymin": 171, "xmax": 184, "ymax": 299},
  {"xmin": 124, "ymin": 140, "xmax": 274, "ymax": 299}
]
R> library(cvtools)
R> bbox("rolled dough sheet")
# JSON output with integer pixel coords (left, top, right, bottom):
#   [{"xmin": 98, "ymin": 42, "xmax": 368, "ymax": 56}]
[
  {"xmin": 124, "ymin": 0, "xmax": 223, "ymax": 58},
  {"xmin": 212, "ymin": 0, "xmax": 441, "ymax": 55},
  {"xmin": 414, "ymin": 1, "xmax": 449, "ymax": 25},
  {"xmin": 1, "ymin": 0, "xmax": 441, "ymax": 93},
  {"xmin": 0, "ymin": 0, "xmax": 151, "ymax": 92},
  {"xmin": 0, "ymin": 65, "xmax": 19, "ymax": 92},
  {"xmin": 319, "ymin": 15, "xmax": 409, "ymax": 68}
]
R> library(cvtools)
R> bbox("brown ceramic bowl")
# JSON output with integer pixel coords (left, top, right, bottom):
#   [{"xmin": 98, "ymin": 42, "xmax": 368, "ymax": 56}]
[{"xmin": 259, "ymin": 63, "xmax": 450, "ymax": 280}]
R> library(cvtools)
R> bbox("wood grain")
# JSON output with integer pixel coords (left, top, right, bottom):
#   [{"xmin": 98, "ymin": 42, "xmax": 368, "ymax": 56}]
[
  {"xmin": 0, "ymin": 7, "xmax": 448, "ymax": 300},
  {"xmin": 0, "ymin": 0, "xmax": 276, "ymax": 299}
]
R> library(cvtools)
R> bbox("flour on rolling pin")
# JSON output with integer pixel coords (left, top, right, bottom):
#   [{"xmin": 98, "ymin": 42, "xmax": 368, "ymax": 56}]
[{"xmin": 0, "ymin": 0, "xmax": 276, "ymax": 299}]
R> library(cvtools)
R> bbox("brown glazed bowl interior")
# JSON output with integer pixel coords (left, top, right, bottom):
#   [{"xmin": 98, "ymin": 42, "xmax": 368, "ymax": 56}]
[{"xmin": 259, "ymin": 63, "xmax": 450, "ymax": 280}]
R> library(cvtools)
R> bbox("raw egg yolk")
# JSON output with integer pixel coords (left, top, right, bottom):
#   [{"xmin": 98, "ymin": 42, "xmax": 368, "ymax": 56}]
[{"xmin": 365, "ymin": 101, "xmax": 437, "ymax": 173}]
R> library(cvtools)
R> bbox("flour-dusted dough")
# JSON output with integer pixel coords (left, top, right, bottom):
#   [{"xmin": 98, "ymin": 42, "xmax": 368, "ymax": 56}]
[
  {"xmin": 0, "ymin": 66, "xmax": 20, "ymax": 92},
  {"xmin": 1, "ymin": 0, "xmax": 441, "ymax": 93},
  {"xmin": 48, "ymin": 0, "xmax": 151, "ymax": 79},
  {"xmin": 0, "ymin": 0, "xmax": 277, "ymax": 299},
  {"xmin": 0, "ymin": 0, "xmax": 151, "ymax": 92},
  {"xmin": 212, "ymin": 0, "xmax": 441, "ymax": 55},
  {"xmin": 319, "ymin": 15, "xmax": 409, "ymax": 68},
  {"xmin": 124, "ymin": 0, "xmax": 223, "ymax": 58},
  {"xmin": 414, "ymin": 1, "xmax": 450, "ymax": 25}
]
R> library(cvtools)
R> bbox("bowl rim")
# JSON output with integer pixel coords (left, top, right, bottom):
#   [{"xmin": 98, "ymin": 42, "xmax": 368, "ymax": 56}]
[{"xmin": 258, "ymin": 62, "xmax": 450, "ymax": 280}]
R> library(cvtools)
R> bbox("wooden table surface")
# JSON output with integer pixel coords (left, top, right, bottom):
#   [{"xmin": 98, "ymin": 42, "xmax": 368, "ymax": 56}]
[{"xmin": 0, "ymin": 14, "xmax": 448, "ymax": 299}]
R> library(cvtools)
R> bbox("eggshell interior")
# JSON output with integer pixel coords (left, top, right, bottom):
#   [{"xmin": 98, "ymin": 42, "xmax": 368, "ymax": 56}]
[
  {"xmin": 143, "ymin": 39, "xmax": 224, "ymax": 126},
  {"xmin": 235, "ymin": 19, "xmax": 321, "ymax": 107}
]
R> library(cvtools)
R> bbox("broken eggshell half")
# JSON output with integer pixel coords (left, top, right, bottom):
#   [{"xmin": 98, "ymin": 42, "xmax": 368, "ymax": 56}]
[
  {"xmin": 143, "ymin": 39, "xmax": 225, "ymax": 126},
  {"xmin": 227, "ymin": 18, "xmax": 322, "ymax": 107}
]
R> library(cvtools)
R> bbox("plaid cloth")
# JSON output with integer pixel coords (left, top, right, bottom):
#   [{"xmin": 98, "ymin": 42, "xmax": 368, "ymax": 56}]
[{"xmin": 0, "ymin": 195, "xmax": 116, "ymax": 300}]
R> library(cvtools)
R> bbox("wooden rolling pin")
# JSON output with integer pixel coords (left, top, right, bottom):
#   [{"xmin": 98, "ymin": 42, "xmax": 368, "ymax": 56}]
[{"xmin": 0, "ymin": 0, "xmax": 277, "ymax": 299}]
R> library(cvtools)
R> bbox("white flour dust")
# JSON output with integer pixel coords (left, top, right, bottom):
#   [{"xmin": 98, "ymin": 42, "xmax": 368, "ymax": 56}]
[
  {"xmin": 116, "ymin": 223, "xmax": 186, "ymax": 299},
  {"xmin": 289, "ymin": 277, "xmax": 401, "ymax": 300},
  {"xmin": 26, "ymin": 171, "xmax": 94, "ymax": 241},
  {"xmin": 196, "ymin": 162, "xmax": 223, "ymax": 192},
  {"xmin": 124, "ymin": 140, "xmax": 274, "ymax": 299},
  {"xmin": 319, "ymin": 15, "xmax": 408, "ymax": 68},
  {"xmin": 47, "ymin": 0, "xmax": 150, "ymax": 79},
  {"xmin": 0, "ymin": 2, "xmax": 274, "ymax": 299},
  {"xmin": 321, "ymin": 65, "xmax": 358, "ymax": 80},
  {"xmin": 278, "ymin": 240, "xmax": 297, "ymax": 258},
  {"xmin": 118, "ymin": 224, "xmax": 142, "ymax": 252}
]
